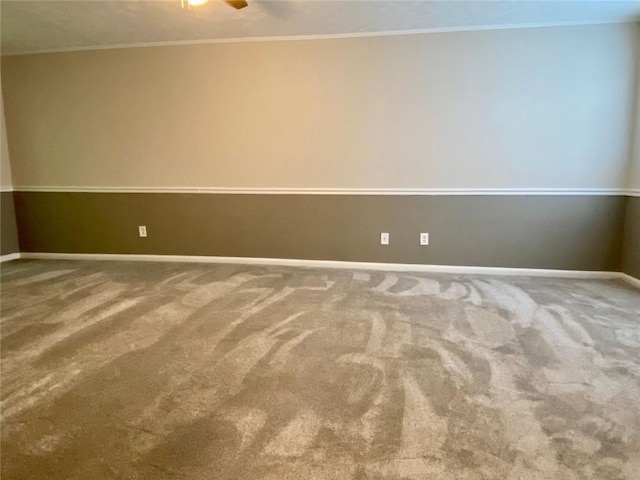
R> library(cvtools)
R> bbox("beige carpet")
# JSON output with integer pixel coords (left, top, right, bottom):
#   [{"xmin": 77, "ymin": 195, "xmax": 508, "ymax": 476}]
[{"xmin": 1, "ymin": 260, "xmax": 639, "ymax": 480}]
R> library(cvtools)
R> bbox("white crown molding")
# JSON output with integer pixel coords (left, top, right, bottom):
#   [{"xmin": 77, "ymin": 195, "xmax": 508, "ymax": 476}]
[
  {"xmin": 11, "ymin": 186, "xmax": 633, "ymax": 196},
  {"xmin": 2, "ymin": 19, "xmax": 634, "ymax": 57},
  {"xmin": 15, "ymin": 252, "xmax": 623, "ymax": 280}
]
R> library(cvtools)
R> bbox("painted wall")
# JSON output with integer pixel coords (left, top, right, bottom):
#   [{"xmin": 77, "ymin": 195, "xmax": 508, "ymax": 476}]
[
  {"xmin": 1, "ymin": 191, "xmax": 19, "ymax": 255},
  {"xmin": 2, "ymin": 23, "xmax": 638, "ymax": 190},
  {"xmin": 629, "ymin": 92, "xmax": 640, "ymax": 191},
  {"xmin": 14, "ymin": 193, "xmax": 626, "ymax": 271},
  {"xmin": 628, "ymin": 28, "xmax": 640, "ymax": 192},
  {"xmin": 3, "ymin": 23, "xmax": 640, "ymax": 271},
  {"xmin": 1, "ymin": 93, "xmax": 13, "ymax": 189},
  {"xmin": 622, "ymin": 197, "xmax": 640, "ymax": 278},
  {"xmin": 1, "ymin": 91, "xmax": 19, "ymax": 255},
  {"xmin": 621, "ymin": 32, "xmax": 639, "ymax": 278}
]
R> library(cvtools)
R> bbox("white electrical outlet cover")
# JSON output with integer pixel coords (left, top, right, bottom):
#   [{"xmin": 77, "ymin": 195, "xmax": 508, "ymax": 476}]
[
  {"xmin": 420, "ymin": 233, "xmax": 429, "ymax": 245},
  {"xmin": 380, "ymin": 232, "xmax": 389, "ymax": 245},
  {"xmin": 138, "ymin": 226, "xmax": 147, "ymax": 238}
]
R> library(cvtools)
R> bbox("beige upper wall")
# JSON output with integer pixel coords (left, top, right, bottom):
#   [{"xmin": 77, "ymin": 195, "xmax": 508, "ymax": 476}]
[
  {"xmin": 2, "ymin": 23, "xmax": 638, "ymax": 190},
  {"xmin": 1, "ymin": 91, "xmax": 13, "ymax": 189},
  {"xmin": 629, "ymin": 26, "xmax": 640, "ymax": 192}
]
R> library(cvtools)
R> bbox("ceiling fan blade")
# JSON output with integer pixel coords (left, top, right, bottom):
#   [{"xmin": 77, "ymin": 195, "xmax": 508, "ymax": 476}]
[{"xmin": 225, "ymin": 0, "xmax": 248, "ymax": 9}]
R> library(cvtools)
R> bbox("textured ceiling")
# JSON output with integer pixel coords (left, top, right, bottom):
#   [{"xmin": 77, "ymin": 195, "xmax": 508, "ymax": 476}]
[{"xmin": 2, "ymin": 0, "xmax": 640, "ymax": 55}]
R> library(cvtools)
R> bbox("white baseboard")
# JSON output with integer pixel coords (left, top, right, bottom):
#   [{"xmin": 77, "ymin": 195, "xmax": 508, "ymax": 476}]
[
  {"xmin": 16, "ymin": 252, "xmax": 624, "ymax": 280},
  {"xmin": 0, "ymin": 253, "xmax": 21, "ymax": 263},
  {"xmin": 619, "ymin": 273, "xmax": 640, "ymax": 290}
]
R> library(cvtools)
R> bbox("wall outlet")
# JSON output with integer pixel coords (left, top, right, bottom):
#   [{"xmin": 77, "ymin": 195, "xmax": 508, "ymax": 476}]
[
  {"xmin": 138, "ymin": 226, "xmax": 147, "ymax": 238},
  {"xmin": 380, "ymin": 232, "xmax": 389, "ymax": 245},
  {"xmin": 420, "ymin": 233, "xmax": 429, "ymax": 245}
]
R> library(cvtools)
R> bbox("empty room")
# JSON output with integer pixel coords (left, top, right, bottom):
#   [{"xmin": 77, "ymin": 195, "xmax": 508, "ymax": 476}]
[{"xmin": 1, "ymin": 1, "xmax": 639, "ymax": 479}]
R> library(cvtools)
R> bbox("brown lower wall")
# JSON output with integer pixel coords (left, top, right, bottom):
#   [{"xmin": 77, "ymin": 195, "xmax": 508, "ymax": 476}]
[
  {"xmin": 622, "ymin": 196, "xmax": 640, "ymax": 279},
  {"xmin": 1, "ymin": 191, "xmax": 19, "ymax": 255},
  {"xmin": 13, "ymin": 192, "xmax": 627, "ymax": 271}
]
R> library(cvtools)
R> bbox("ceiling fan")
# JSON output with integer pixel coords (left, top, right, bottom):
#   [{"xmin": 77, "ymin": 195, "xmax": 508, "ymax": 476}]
[
  {"xmin": 224, "ymin": 0, "xmax": 249, "ymax": 8},
  {"xmin": 182, "ymin": 0, "xmax": 248, "ymax": 9}
]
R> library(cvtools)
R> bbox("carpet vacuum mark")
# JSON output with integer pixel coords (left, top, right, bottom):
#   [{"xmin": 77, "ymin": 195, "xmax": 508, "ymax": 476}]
[{"xmin": 1, "ymin": 260, "xmax": 639, "ymax": 479}]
